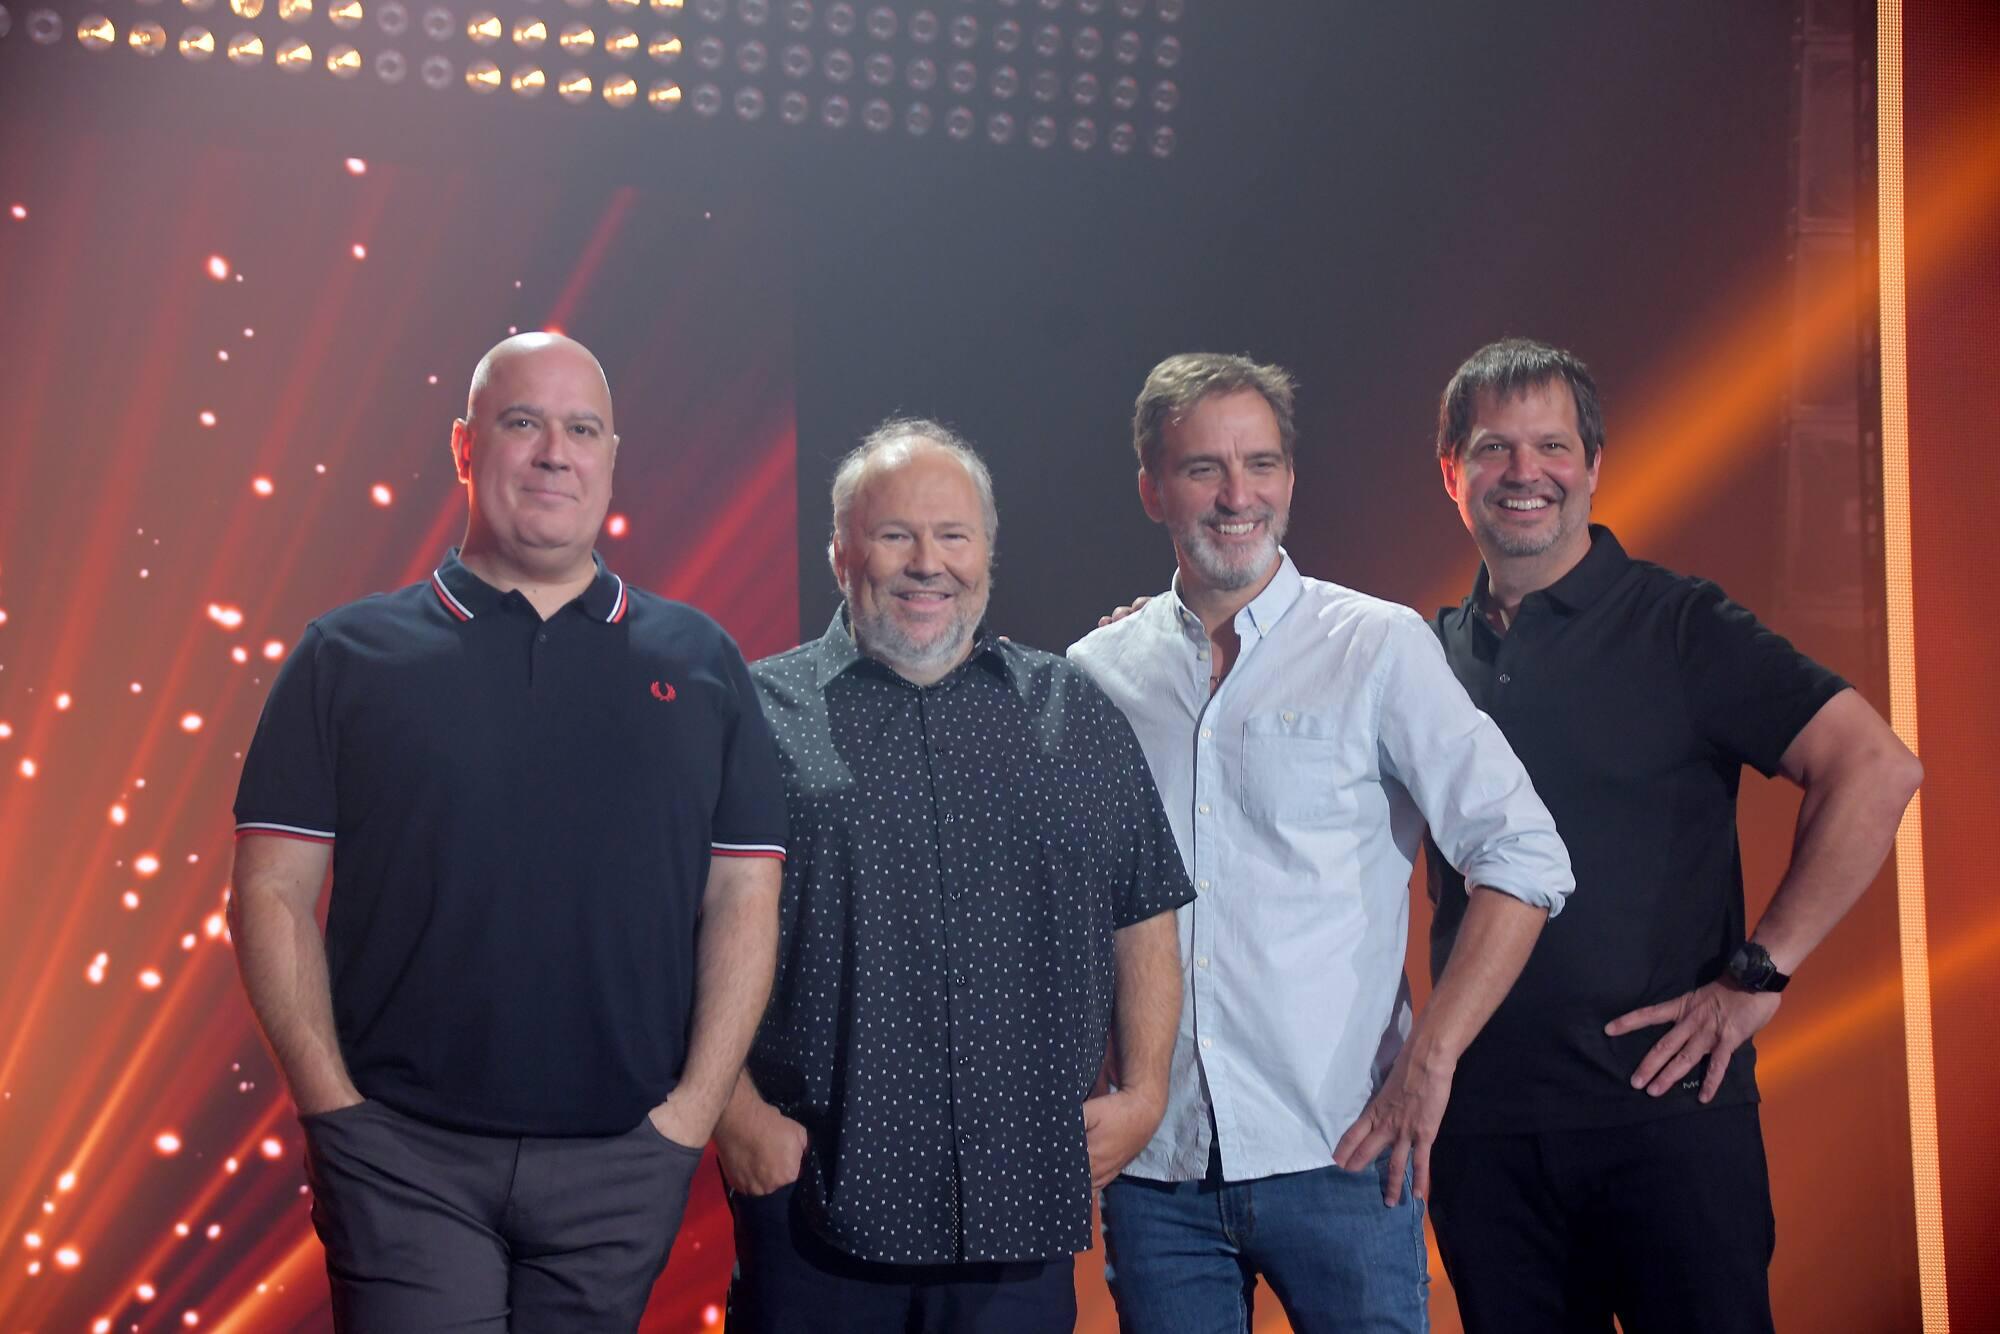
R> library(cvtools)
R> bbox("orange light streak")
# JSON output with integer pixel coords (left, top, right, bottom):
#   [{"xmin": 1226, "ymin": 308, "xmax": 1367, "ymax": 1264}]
[
  {"xmin": 544, "ymin": 185, "xmax": 638, "ymax": 334},
  {"xmin": 1875, "ymin": 4, "xmax": 1948, "ymax": 1328}
]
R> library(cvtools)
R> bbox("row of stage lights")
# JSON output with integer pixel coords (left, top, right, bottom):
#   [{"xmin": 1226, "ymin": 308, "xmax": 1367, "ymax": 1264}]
[{"xmin": 0, "ymin": 0, "xmax": 1185, "ymax": 155}]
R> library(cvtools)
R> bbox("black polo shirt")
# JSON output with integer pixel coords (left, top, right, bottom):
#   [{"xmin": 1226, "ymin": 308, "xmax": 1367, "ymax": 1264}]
[
  {"xmin": 747, "ymin": 612, "xmax": 1194, "ymax": 1266},
  {"xmin": 1429, "ymin": 526, "xmax": 1847, "ymax": 1135},
  {"xmin": 233, "ymin": 549, "xmax": 787, "ymax": 1138}
]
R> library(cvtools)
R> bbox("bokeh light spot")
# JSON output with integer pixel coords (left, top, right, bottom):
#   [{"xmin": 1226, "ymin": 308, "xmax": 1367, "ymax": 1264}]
[
  {"xmin": 370, "ymin": 483, "xmax": 394, "ymax": 506},
  {"xmin": 252, "ymin": 476, "xmax": 274, "ymax": 496},
  {"xmin": 205, "ymin": 255, "xmax": 231, "ymax": 281},
  {"xmin": 180, "ymin": 713, "xmax": 204, "ymax": 733},
  {"xmin": 135, "ymin": 854, "xmax": 161, "ymax": 876},
  {"xmin": 139, "ymin": 969, "xmax": 163, "ymax": 990}
]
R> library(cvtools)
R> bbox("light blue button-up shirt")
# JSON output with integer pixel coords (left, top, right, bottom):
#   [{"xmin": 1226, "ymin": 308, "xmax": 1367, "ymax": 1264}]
[{"xmin": 1068, "ymin": 553, "xmax": 1573, "ymax": 1182}]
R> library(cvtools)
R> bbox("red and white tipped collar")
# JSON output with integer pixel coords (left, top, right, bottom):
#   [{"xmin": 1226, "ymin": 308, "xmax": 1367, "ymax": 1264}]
[{"xmin": 431, "ymin": 549, "xmax": 629, "ymax": 624}]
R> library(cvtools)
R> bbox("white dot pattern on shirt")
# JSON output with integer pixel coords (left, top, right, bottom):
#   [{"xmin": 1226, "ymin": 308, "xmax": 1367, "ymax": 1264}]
[{"xmin": 748, "ymin": 628, "xmax": 1192, "ymax": 1265}]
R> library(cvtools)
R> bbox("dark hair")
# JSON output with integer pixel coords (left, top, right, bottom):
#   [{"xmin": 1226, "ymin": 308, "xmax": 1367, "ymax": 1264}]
[
  {"xmin": 1133, "ymin": 353, "xmax": 1298, "ymax": 473},
  {"xmin": 1435, "ymin": 338, "xmax": 1604, "ymax": 463}
]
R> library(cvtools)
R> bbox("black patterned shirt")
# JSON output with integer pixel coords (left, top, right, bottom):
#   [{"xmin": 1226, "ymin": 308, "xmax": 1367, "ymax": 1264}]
[{"xmin": 747, "ymin": 611, "xmax": 1194, "ymax": 1265}]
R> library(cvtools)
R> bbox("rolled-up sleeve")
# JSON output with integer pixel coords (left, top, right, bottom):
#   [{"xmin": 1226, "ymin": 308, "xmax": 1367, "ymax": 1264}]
[{"xmin": 1375, "ymin": 611, "xmax": 1574, "ymax": 916}]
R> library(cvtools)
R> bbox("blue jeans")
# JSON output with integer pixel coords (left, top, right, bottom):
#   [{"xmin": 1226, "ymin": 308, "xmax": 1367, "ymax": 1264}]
[{"xmin": 1101, "ymin": 1154, "xmax": 1428, "ymax": 1334}]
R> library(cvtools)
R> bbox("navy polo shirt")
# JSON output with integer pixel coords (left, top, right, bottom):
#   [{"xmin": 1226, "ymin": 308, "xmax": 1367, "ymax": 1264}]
[{"xmin": 233, "ymin": 549, "xmax": 787, "ymax": 1137}]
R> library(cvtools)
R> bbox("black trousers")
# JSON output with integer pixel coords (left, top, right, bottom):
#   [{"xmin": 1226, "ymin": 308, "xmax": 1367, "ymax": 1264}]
[
  {"xmin": 1428, "ymin": 1102, "xmax": 1776, "ymax": 1334},
  {"xmin": 302, "ymin": 1099, "xmax": 703, "ymax": 1332},
  {"xmin": 725, "ymin": 1181, "xmax": 1077, "ymax": 1334}
]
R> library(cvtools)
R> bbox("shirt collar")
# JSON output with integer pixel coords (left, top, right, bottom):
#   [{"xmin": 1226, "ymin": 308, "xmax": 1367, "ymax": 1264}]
[
  {"xmin": 1464, "ymin": 524, "xmax": 1629, "ymax": 623},
  {"xmin": 811, "ymin": 605, "xmax": 1026, "ymax": 696},
  {"xmin": 430, "ymin": 548, "xmax": 628, "ymax": 624},
  {"xmin": 1167, "ymin": 549, "xmax": 1303, "ymax": 644}
]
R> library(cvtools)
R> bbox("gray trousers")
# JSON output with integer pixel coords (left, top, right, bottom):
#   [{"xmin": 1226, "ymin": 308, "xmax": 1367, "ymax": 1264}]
[{"xmin": 301, "ymin": 1099, "xmax": 703, "ymax": 1332}]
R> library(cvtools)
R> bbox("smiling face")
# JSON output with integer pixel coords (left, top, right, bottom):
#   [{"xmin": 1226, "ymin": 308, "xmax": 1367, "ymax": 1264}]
[
  {"xmin": 832, "ymin": 443, "xmax": 992, "ymax": 685},
  {"xmin": 1441, "ymin": 378, "xmax": 1598, "ymax": 574},
  {"xmin": 1140, "ymin": 387, "xmax": 1295, "ymax": 597},
  {"xmin": 452, "ymin": 335, "xmax": 618, "ymax": 575}
]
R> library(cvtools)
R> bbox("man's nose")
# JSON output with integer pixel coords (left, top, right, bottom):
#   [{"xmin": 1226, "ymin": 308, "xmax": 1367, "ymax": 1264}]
[
  {"xmin": 907, "ymin": 534, "xmax": 944, "ymax": 572},
  {"xmin": 1218, "ymin": 465, "xmax": 1254, "ymax": 511},
  {"xmin": 532, "ymin": 429, "xmax": 573, "ymax": 471},
  {"xmin": 1501, "ymin": 444, "xmax": 1541, "ymax": 483}
]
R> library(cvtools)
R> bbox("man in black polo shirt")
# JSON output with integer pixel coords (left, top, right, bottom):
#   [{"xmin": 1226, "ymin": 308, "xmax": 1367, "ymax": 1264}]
[
  {"xmin": 1424, "ymin": 338, "xmax": 1922, "ymax": 1333},
  {"xmin": 228, "ymin": 332, "xmax": 786, "ymax": 1331},
  {"xmin": 712, "ymin": 420, "xmax": 1192, "ymax": 1333}
]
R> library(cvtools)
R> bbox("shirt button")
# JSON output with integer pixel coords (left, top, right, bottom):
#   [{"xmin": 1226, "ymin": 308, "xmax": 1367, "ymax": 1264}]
[
  {"xmin": 538, "ymin": 632, "xmax": 549, "ymax": 643},
  {"xmin": 1196, "ymin": 879, "xmax": 1210, "ymax": 890},
  {"xmin": 1282, "ymin": 710, "xmax": 1295, "ymax": 723},
  {"xmin": 1200, "ymin": 727, "xmax": 1212, "ymax": 740},
  {"xmin": 1195, "ymin": 956, "xmax": 1210, "ymax": 969},
  {"xmin": 1499, "ymin": 672, "xmax": 1511, "ymax": 684},
  {"xmin": 1198, "ymin": 803, "xmax": 1211, "ymax": 815},
  {"xmin": 1199, "ymin": 1037, "xmax": 1212, "ymax": 1051}
]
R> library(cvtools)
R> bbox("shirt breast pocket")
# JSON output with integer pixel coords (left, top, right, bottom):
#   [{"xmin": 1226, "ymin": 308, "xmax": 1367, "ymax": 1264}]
[{"xmin": 1239, "ymin": 711, "xmax": 1347, "ymax": 825}]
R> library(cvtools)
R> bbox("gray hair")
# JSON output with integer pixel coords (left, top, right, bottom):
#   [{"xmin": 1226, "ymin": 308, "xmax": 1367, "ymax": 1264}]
[
  {"xmin": 828, "ymin": 417, "xmax": 1000, "ymax": 551},
  {"xmin": 1133, "ymin": 353, "xmax": 1298, "ymax": 473}
]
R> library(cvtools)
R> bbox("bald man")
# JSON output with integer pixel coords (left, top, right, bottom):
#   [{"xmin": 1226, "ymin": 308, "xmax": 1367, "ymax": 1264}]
[{"xmin": 229, "ymin": 334, "xmax": 788, "ymax": 1331}]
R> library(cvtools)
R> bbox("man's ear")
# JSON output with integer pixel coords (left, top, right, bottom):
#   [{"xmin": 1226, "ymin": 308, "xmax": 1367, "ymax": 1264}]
[
  {"xmin": 1438, "ymin": 452, "xmax": 1462, "ymax": 504},
  {"xmin": 1138, "ymin": 466, "xmax": 1166, "ymax": 524},
  {"xmin": 450, "ymin": 419, "xmax": 473, "ymax": 484}
]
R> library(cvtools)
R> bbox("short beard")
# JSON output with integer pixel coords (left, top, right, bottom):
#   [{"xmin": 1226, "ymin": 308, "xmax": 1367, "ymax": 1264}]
[
  {"xmin": 1474, "ymin": 496, "xmax": 1584, "ymax": 560},
  {"xmin": 850, "ymin": 581, "xmax": 990, "ymax": 678},
  {"xmin": 1172, "ymin": 507, "xmax": 1287, "ymax": 592}
]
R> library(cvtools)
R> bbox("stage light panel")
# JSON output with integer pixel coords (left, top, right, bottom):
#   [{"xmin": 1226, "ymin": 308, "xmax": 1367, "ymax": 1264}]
[
  {"xmin": 647, "ymin": 77, "xmax": 681, "ymax": 107},
  {"xmin": 556, "ymin": 68, "xmax": 591, "ymax": 102},
  {"xmin": 6, "ymin": 0, "xmax": 1184, "ymax": 157},
  {"xmin": 274, "ymin": 35, "xmax": 310, "ymax": 69},
  {"xmin": 510, "ymin": 62, "xmax": 544, "ymax": 94}
]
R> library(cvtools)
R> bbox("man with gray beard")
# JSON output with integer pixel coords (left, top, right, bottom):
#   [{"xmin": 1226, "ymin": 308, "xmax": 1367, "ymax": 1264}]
[
  {"xmin": 715, "ymin": 420, "xmax": 1193, "ymax": 1332},
  {"xmin": 1068, "ymin": 354, "xmax": 1575, "ymax": 1333}
]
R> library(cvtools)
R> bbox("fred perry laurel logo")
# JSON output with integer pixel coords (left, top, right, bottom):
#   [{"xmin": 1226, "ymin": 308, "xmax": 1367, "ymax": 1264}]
[{"xmin": 650, "ymin": 681, "xmax": 677, "ymax": 703}]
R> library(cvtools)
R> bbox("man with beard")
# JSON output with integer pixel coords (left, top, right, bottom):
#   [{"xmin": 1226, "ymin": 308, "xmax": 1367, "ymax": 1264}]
[
  {"xmin": 1424, "ymin": 339, "xmax": 1922, "ymax": 1332},
  {"xmin": 714, "ymin": 420, "xmax": 1193, "ymax": 1332},
  {"xmin": 229, "ymin": 333, "xmax": 786, "ymax": 1330},
  {"xmin": 1067, "ymin": 354, "xmax": 1575, "ymax": 1333}
]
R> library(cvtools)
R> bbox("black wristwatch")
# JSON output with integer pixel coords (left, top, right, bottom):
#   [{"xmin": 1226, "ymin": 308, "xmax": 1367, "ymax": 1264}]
[{"xmin": 1727, "ymin": 942, "xmax": 1790, "ymax": 994}]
